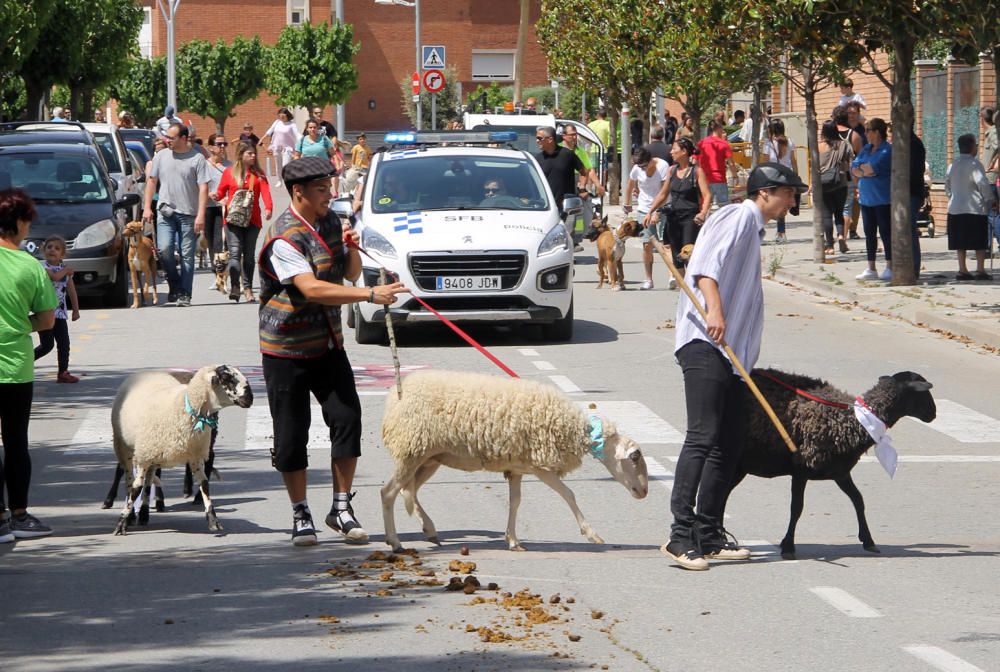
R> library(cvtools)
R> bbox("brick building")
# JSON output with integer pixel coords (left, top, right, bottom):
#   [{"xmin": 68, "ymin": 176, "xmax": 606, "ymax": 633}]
[{"xmin": 138, "ymin": 0, "xmax": 550, "ymax": 135}]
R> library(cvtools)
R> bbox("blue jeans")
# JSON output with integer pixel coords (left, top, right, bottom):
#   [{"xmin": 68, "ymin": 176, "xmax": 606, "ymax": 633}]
[
  {"xmin": 708, "ymin": 182, "xmax": 729, "ymax": 208},
  {"xmin": 157, "ymin": 211, "xmax": 196, "ymax": 297}
]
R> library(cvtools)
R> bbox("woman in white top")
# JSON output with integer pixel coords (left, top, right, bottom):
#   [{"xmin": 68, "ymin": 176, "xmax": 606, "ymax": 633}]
[
  {"xmin": 764, "ymin": 119, "xmax": 798, "ymax": 241},
  {"xmin": 945, "ymin": 133, "xmax": 995, "ymax": 280},
  {"xmin": 260, "ymin": 107, "xmax": 301, "ymax": 185}
]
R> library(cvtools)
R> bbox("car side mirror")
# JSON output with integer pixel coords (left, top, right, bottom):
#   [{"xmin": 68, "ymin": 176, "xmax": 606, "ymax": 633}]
[
  {"xmin": 331, "ymin": 197, "xmax": 354, "ymax": 218},
  {"xmin": 116, "ymin": 193, "xmax": 141, "ymax": 209},
  {"xmin": 562, "ymin": 196, "xmax": 583, "ymax": 218}
]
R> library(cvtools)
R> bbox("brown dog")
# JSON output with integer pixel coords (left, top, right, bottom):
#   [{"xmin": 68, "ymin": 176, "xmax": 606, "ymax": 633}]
[
  {"xmin": 212, "ymin": 251, "xmax": 229, "ymax": 293},
  {"xmin": 196, "ymin": 232, "xmax": 209, "ymax": 269},
  {"xmin": 596, "ymin": 218, "xmax": 640, "ymax": 290},
  {"xmin": 124, "ymin": 221, "xmax": 157, "ymax": 309}
]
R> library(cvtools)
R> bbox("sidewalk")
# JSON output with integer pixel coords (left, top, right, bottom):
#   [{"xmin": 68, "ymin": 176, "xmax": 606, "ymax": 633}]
[{"xmin": 601, "ymin": 203, "xmax": 1000, "ymax": 350}]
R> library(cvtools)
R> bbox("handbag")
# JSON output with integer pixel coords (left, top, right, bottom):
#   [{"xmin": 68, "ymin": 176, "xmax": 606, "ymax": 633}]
[{"xmin": 226, "ymin": 172, "xmax": 256, "ymax": 227}]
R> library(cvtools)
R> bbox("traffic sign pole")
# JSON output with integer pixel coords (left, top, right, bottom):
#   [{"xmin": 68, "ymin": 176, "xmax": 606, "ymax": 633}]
[{"xmin": 431, "ymin": 94, "xmax": 437, "ymax": 130}]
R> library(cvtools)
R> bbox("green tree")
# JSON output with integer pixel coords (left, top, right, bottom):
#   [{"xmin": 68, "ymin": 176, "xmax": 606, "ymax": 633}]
[
  {"xmin": 18, "ymin": 0, "xmax": 92, "ymax": 118},
  {"xmin": 466, "ymin": 82, "xmax": 508, "ymax": 113},
  {"xmin": 177, "ymin": 36, "xmax": 266, "ymax": 135},
  {"xmin": 265, "ymin": 21, "xmax": 359, "ymax": 109},
  {"xmin": 110, "ymin": 57, "xmax": 168, "ymax": 128},
  {"xmin": 399, "ymin": 67, "xmax": 460, "ymax": 129},
  {"xmin": 0, "ymin": 75, "xmax": 27, "ymax": 122},
  {"xmin": 949, "ymin": 0, "xmax": 1000, "ymax": 126},
  {"xmin": 0, "ymin": 0, "xmax": 57, "ymax": 75}
]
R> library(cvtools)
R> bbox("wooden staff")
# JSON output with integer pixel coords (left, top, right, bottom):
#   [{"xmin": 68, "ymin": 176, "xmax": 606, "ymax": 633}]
[
  {"xmin": 379, "ymin": 268, "xmax": 403, "ymax": 400},
  {"xmin": 651, "ymin": 237, "xmax": 797, "ymax": 454}
]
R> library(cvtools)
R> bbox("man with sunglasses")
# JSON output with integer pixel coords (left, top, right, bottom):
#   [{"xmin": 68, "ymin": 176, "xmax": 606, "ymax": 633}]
[
  {"xmin": 311, "ymin": 106, "xmax": 338, "ymax": 142},
  {"xmin": 534, "ymin": 126, "xmax": 585, "ymax": 215}
]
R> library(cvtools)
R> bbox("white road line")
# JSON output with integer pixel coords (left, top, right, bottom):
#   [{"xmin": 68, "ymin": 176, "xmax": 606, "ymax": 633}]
[
  {"xmin": 809, "ymin": 586, "xmax": 881, "ymax": 618},
  {"xmin": 532, "ymin": 360, "xmax": 557, "ymax": 371},
  {"xmin": 517, "ymin": 348, "xmax": 540, "ymax": 357},
  {"xmin": 914, "ymin": 399, "xmax": 1000, "ymax": 443},
  {"xmin": 643, "ymin": 457, "xmax": 673, "ymax": 491},
  {"xmin": 548, "ymin": 375, "xmax": 582, "ymax": 394},
  {"xmin": 66, "ymin": 408, "xmax": 113, "ymax": 454},
  {"xmin": 903, "ymin": 645, "xmax": 986, "ymax": 672},
  {"xmin": 743, "ymin": 540, "xmax": 800, "ymax": 564},
  {"xmin": 359, "ymin": 390, "xmax": 389, "ymax": 396},
  {"xmin": 577, "ymin": 400, "xmax": 684, "ymax": 444},
  {"xmin": 244, "ymin": 404, "xmax": 343, "ymax": 451}
]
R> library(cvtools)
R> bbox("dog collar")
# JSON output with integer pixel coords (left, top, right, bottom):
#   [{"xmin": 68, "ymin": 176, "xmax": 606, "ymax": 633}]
[
  {"xmin": 185, "ymin": 394, "xmax": 218, "ymax": 433},
  {"xmin": 588, "ymin": 415, "xmax": 605, "ymax": 459}
]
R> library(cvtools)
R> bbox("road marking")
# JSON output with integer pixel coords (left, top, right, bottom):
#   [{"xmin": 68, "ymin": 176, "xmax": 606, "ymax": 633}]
[
  {"xmin": 643, "ymin": 457, "xmax": 673, "ymax": 491},
  {"xmin": 809, "ymin": 586, "xmax": 881, "ymax": 618},
  {"xmin": 548, "ymin": 375, "xmax": 582, "ymax": 394},
  {"xmin": 744, "ymin": 540, "xmax": 800, "ymax": 564},
  {"xmin": 532, "ymin": 360, "xmax": 556, "ymax": 371},
  {"xmin": 903, "ymin": 645, "xmax": 985, "ymax": 672},
  {"xmin": 914, "ymin": 399, "xmax": 1000, "ymax": 443},
  {"xmin": 244, "ymin": 404, "xmax": 330, "ymax": 451},
  {"xmin": 359, "ymin": 390, "xmax": 389, "ymax": 396},
  {"xmin": 517, "ymin": 348, "xmax": 539, "ymax": 357},
  {"xmin": 577, "ymin": 401, "xmax": 684, "ymax": 444},
  {"xmin": 66, "ymin": 408, "xmax": 113, "ymax": 454}
]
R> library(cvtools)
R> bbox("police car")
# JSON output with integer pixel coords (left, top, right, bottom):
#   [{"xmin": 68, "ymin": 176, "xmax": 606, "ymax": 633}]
[{"xmin": 340, "ymin": 130, "xmax": 579, "ymax": 344}]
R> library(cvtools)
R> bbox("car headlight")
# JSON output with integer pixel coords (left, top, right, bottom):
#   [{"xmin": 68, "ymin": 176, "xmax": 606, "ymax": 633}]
[
  {"xmin": 537, "ymin": 222, "xmax": 569, "ymax": 256},
  {"xmin": 74, "ymin": 219, "xmax": 117, "ymax": 249},
  {"xmin": 361, "ymin": 227, "xmax": 397, "ymax": 259}
]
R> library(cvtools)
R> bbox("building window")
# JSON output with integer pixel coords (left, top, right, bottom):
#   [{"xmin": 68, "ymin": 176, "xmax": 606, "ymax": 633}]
[
  {"xmin": 472, "ymin": 51, "xmax": 516, "ymax": 81},
  {"xmin": 288, "ymin": 0, "xmax": 309, "ymax": 26},
  {"xmin": 138, "ymin": 7, "xmax": 152, "ymax": 59}
]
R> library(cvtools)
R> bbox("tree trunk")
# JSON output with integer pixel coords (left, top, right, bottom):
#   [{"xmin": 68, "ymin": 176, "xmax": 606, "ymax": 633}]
[
  {"xmin": 802, "ymin": 63, "xmax": 826, "ymax": 264},
  {"xmin": 25, "ymin": 80, "xmax": 47, "ymax": 120},
  {"xmin": 78, "ymin": 87, "xmax": 94, "ymax": 122},
  {"xmin": 750, "ymin": 82, "xmax": 763, "ymax": 168},
  {"xmin": 889, "ymin": 37, "xmax": 916, "ymax": 286},
  {"xmin": 512, "ymin": 0, "xmax": 529, "ymax": 105},
  {"xmin": 608, "ymin": 105, "xmax": 621, "ymax": 205},
  {"xmin": 213, "ymin": 116, "xmax": 226, "ymax": 135},
  {"xmin": 686, "ymin": 104, "xmax": 703, "ymax": 142}
]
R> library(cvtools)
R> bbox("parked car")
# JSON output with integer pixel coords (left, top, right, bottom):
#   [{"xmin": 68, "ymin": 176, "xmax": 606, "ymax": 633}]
[
  {"xmin": 118, "ymin": 128, "xmax": 157, "ymax": 159},
  {"xmin": 83, "ymin": 123, "xmax": 142, "ymax": 218},
  {"xmin": 0, "ymin": 143, "xmax": 139, "ymax": 306},
  {"xmin": 342, "ymin": 130, "xmax": 579, "ymax": 344}
]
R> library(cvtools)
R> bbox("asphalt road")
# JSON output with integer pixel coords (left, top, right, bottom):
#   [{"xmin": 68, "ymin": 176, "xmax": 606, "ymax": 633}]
[{"xmin": 2, "ymin": 197, "xmax": 999, "ymax": 671}]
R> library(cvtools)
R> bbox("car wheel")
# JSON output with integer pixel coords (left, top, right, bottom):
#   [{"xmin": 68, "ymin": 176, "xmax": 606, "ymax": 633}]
[
  {"xmin": 103, "ymin": 250, "xmax": 130, "ymax": 308},
  {"xmin": 541, "ymin": 299, "xmax": 573, "ymax": 341},
  {"xmin": 355, "ymin": 305, "xmax": 387, "ymax": 345}
]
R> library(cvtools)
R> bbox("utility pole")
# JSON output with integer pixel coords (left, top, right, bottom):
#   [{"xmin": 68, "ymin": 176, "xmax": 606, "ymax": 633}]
[
  {"xmin": 157, "ymin": 0, "xmax": 181, "ymax": 112},
  {"xmin": 333, "ymin": 0, "xmax": 345, "ymax": 136}
]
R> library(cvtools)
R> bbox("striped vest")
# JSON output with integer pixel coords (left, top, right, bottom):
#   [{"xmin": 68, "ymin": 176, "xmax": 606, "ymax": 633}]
[{"xmin": 258, "ymin": 208, "xmax": 345, "ymax": 358}]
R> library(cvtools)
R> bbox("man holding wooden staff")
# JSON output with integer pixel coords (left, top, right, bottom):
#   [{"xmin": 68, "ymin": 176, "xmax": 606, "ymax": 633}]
[{"xmin": 663, "ymin": 163, "xmax": 807, "ymax": 571}]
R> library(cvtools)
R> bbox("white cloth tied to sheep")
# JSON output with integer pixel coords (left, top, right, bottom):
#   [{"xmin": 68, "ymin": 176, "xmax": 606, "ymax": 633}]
[{"xmin": 853, "ymin": 397, "xmax": 897, "ymax": 478}]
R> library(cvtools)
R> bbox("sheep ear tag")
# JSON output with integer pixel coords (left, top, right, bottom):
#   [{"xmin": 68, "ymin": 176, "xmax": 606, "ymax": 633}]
[
  {"xmin": 588, "ymin": 416, "xmax": 605, "ymax": 460},
  {"xmin": 853, "ymin": 398, "xmax": 897, "ymax": 478}
]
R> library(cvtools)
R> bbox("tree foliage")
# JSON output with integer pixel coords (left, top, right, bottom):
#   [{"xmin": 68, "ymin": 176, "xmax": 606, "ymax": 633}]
[
  {"xmin": 265, "ymin": 21, "xmax": 359, "ymax": 109},
  {"xmin": 0, "ymin": 0, "xmax": 57, "ymax": 75},
  {"xmin": 110, "ymin": 57, "xmax": 168, "ymax": 128},
  {"xmin": 18, "ymin": 0, "xmax": 93, "ymax": 117},
  {"xmin": 178, "ymin": 36, "xmax": 267, "ymax": 134},
  {"xmin": 399, "ymin": 67, "xmax": 461, "ymax": 129},
  {"xmin": 0, "ymin": 76, "xmax": 27, "ymax": 122}
]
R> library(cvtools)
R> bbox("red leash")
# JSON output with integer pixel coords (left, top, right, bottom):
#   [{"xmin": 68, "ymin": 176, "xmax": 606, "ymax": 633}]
[
  {"xmin": 754, "ymin": 370, "xmax": 851, "ymax": 410},
  {"xmin": 345, "ymin": 235, "xmax": 520, "ymax": 379}
]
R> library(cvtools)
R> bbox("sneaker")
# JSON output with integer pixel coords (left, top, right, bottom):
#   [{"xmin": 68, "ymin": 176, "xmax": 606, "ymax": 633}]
[
  {"xmin": 775, "ymin": 233, "xmax": 787, "ymax": 243},
  {"xmin": 849, "ymin": 232, "xmax": 861, "ymax": 240},
  {"xmin": 291, "ymin": 504, "xmax": 318, "ymax": 547},
  {"xmin": 668, "ymin": 277, "xmax": 678, "ymax": 290},
  {"xmin": 660, "ymin": 540, "xmax": 709, "ymax": 571},
  {"xmin": 326, "ymin": 493, "xmax": 369, "ymax": 544},
  {"xmin": 640, "ymin": 280, "xmax": 654, "ymax": 291},
  {"xmin": 838, "ymin": 238, "xmax": 849, "ymax": 254},
  {"xmin": 573, "ymin": 244, "xmax": 584, "ymax": 253},
  {"xmin": 878, "ymin": 267, "xmax": 892, "ymax": 281},
  {"xmin": 702, "ymin": 529, "xmax": 752, "ymax": 561},
  {"xmin": 166, "ymin": 290, "xmax": 178, "ymax": 304},
  {"xmin": 10, "ymin": 512, "xmax": 53, "ymax": 539},
  {"xmin": 855, "ymin": 268, "xmax": 878, "ymax": 281},
  {"xmin": 177, "ymin": 294, "xmax": 191, "ymax": 307},
  {"xmin": 57, "ymin": 371, "xmax": 79, "ymax": 384},
  {"xmin": 0, "ymin": 516, "xmax": 14, "ymax": 543}
]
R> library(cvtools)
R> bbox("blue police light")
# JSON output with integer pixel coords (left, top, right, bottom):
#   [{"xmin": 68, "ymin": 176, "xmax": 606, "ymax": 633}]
[
  {"xmin": 384, "ymin": 131, "xmax": 417, "ymax": 143},
  {"xmin": 487, "ymin": 131, "xmax": 518, "ymax": 142}
]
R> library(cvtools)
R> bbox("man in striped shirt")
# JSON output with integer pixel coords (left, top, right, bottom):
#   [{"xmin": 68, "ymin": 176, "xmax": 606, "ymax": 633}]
[{"xmin": 663, "ymin": 163, "xmax": 807, "ymax": 571}]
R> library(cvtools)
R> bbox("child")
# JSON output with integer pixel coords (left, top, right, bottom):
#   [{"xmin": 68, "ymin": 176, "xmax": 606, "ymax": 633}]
[{"xmin": 33, "ymin": 235, "xmax": 80, "ymax": 383}]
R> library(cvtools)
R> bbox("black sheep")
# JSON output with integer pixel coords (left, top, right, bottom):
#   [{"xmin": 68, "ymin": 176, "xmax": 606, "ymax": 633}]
[{"xmin": 731, "ymin": 369, "xmax": 936, "ymax": 559}]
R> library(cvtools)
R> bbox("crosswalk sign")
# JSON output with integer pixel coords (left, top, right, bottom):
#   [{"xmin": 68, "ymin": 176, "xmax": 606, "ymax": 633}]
[{"xmin": 422, "ymin": 45, "xmax": 445, "ymax": 70}]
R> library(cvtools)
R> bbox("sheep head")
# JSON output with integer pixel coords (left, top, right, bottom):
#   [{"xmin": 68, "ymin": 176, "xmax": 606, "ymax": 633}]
[
  {"xmin": 588, "ymin": 414, "xmax": 649, "ymax": 500},
  {"xmin": 210, "ymin": 365, "xmax": 254, "ymax": 409},
  {"xmin": 880, "ymin": 371, "xmax": 935, "ymax": 424}
]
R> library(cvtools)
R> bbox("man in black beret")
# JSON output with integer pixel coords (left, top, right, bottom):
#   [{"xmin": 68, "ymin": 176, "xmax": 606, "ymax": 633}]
[{"xmin": 258, "ymin": 156, "xmax": 408, "ymax": 547}]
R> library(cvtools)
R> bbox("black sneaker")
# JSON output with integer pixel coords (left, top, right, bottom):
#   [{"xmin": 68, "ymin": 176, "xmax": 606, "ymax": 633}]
[
  {"xmin": 326, "ymin": 493, "xmax": 369, "ymax": 544},
  {"xmin": 167, "ymin": 289, "xmax": 178, "ymax": 303},
  {"xmin": 10, "ymin": 512, "xmax": 53, "ymax": 539},
  {"xmin": 291, "ymin": 504, "xmax": 318, "ymax": 547},
  {"xmin": 177, "ymin": 294, "xmax": 191, "ymax": 307},
  {"xmin": 660, "ymin": 540, "xmax": 708, "ymax": 571},
  {"xmin": 702, "ymin": 528, "xmax": 752, "ymax": 561},
  {"xmin": 0, "ymin": 516, "xmax": 14, "ymax": 543}
]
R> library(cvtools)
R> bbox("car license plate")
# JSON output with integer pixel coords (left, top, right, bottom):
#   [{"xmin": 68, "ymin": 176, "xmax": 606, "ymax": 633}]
[{"xmin": 435, "ymin": 275, "xmax": 501, "ymax": 291}]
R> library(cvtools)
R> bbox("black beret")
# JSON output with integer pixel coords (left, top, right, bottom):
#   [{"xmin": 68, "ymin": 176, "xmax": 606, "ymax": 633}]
[{"xmin": 282, "ymin": 156, "xmax": 336, "ymax": 187}]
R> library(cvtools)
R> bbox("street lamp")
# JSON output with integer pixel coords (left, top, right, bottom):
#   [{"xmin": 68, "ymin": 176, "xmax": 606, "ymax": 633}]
[
  {"xmin": 157, "ymin": 0, "xmax": 181, "ymax": 112},
  {"xmin": 374, "ymin": 0, "xmax": 421, "ymax": 130}
]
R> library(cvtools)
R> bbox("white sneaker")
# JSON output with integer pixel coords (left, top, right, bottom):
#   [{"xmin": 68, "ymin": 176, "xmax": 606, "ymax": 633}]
[
  {"xmin": 878, "ymin": 267, "xmax": 892, "ymax": 281},
  {"xmin": 855, "ymin": 268, "xmax": 878, "ymax": 281},
  {"xmin": 640, "ymin": 280, "xmax": 654, "ymax": 290},
  {"xmin": 668, "ymin": 277, "xmax": 678, "ymax": 290}
]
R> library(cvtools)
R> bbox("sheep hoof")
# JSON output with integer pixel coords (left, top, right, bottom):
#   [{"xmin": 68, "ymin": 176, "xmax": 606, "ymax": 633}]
[
  {"xmin": 137, "ymin": 505, "xmax": 150, "ymax": 525},
  {"xmin": 390, "ymin": 544, "xmax": 406, "ymax": 554},
  {"xmin": 509, "ymin": 544, "xmax": 526, "ymax": 552},
  {"xmin": 588, "ymin": 534, "xmax": 605, "ymax": 545},
  {"xmin": 863, "ymin": 543, "xmax": 880, "ymax": 554},
  {"xmin": 101, "ymin": 498, "xmax": 114, "ymax": 510},
  {"xmin": 113, "ymin": 519, "xmax": 128, "ymax": 536},
  {"xmin": 780, "ymin": 551, "xmax": 797, "ymax": 560},
  {"xmin": 426, "ymin": 535, "xmax": 441, "ymax": 546},
  {"xmin": 206, "ymin": 512, "xmax": 223, "ymax": 532},
  {"xmin": 155, "ymin": 498, "xmax": 166, "ymax": 513},
  {"xmin": 126, "ymin": 511, "xmax": 137, "ymax": 525}
]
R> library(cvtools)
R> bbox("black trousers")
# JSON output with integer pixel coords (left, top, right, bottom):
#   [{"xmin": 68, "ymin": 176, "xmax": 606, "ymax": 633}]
[
  {"xmin": 204, "ymin": 206, "xmax": 224, "ymax": 256},
  {"xmin": 821, "ymin": 183, "xmax": 848, "ymax": 247},
  {"xmin": 226, "ymin": 225, "xmax": 260, "ymax": 291},
  {"xmin": 861, "ymin": 204, "xmax": 892, "ymax": 262},
  {"xmin": 0, "ymin": 382, "xmax": 34, "ymax": 512},
  {"xmin": 263, "ymin": 348, "xmax": 362, "ymax": 473},
  {"xmin": 34, "ymin": 317, "xmax": 70, "ymax": 373},
  {"xmin": 670, "ymin": 340, "xmax": 748, "ymax": 544}
]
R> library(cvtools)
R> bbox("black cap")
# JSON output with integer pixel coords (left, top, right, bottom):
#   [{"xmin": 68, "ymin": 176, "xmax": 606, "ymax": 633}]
[
  {"xmin": 746, "ymin": 162, "xmax": 809, "ymax": 195},
  {"xmin": 282, "ymin": 156, "xmax": 336, "ymax": 188}
]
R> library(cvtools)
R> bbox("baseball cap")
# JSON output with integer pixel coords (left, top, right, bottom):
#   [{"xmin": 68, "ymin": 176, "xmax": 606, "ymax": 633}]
[{"xmin": 282, "ymin": 156, "xmax": 336, "ymax": 188}]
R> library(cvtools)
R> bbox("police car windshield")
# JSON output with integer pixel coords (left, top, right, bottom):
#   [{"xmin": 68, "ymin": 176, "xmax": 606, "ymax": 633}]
[{"xmin": 371, "ymin": 155, "xmax": 549, "ymax": 214}]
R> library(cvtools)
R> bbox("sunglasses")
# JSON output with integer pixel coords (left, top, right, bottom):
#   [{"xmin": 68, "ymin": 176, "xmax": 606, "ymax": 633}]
[
  {"xmin": 484, "ymin": 187, "xmax": 499, "ymax": 194},
  {"xmin": 535, "ymin": 136, "xmax": 549, "ymax": 141},
  {"xmin": 637, "ymin": 163, "xmax": 649, "ymax": 169},
  {"xmin": 215, "ymin": 142, "xmax": 228, "ymax": 147}
]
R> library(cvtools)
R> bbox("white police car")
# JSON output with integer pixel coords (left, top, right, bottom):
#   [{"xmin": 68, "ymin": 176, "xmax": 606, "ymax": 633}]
[{"xmin": 342, "ymin": 131, "xmax": 578, "ymax": 344}]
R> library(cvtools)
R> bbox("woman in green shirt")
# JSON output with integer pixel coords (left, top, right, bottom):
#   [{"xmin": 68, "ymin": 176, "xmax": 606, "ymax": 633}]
[
  {"xmin": 0, "ymin": 188, "xmax": 57, "ymax": 542},
  {"xmin": 293, "ymin": 119, "xmax": 334, "ymax": 161}
]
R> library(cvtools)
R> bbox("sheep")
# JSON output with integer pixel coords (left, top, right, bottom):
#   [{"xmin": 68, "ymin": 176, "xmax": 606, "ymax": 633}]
[
  {"xmin": 730, "ymin": 369, "xmax": 936, "ymax": 559},
  {"xmin": 110, "ymin": 365, "xmax": 253, "ymax": 535},
  {"xmin": 380, "ymin": 370, "xmax": 650, "ymax": 552}
]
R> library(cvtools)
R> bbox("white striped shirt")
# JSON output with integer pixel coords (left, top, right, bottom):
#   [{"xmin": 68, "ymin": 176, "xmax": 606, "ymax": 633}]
[{"xmin": 674, "ymin": 199, "xmax": 765, "ymax": 377}]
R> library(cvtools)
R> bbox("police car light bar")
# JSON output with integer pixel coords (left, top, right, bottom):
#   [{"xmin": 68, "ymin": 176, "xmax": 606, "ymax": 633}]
[{"xmin": 383, "ymin": 130, "xmax": 518, "ymax": 145}]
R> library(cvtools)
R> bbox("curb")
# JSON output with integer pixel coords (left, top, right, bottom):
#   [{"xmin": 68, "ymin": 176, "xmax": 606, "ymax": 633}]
[{"xmin": 771, "ymin": 268, "xmax": 862, "ymax": 304}]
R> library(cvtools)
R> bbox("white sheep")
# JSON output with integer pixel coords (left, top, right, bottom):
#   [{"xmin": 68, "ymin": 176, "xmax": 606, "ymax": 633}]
[
  {"xmin": 110, "ymin": 365, "xmax": 253, "ymax": 535},
  {"xmin": 380, "ymin": 370, "xmax": 649, "ymax": 551}
]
